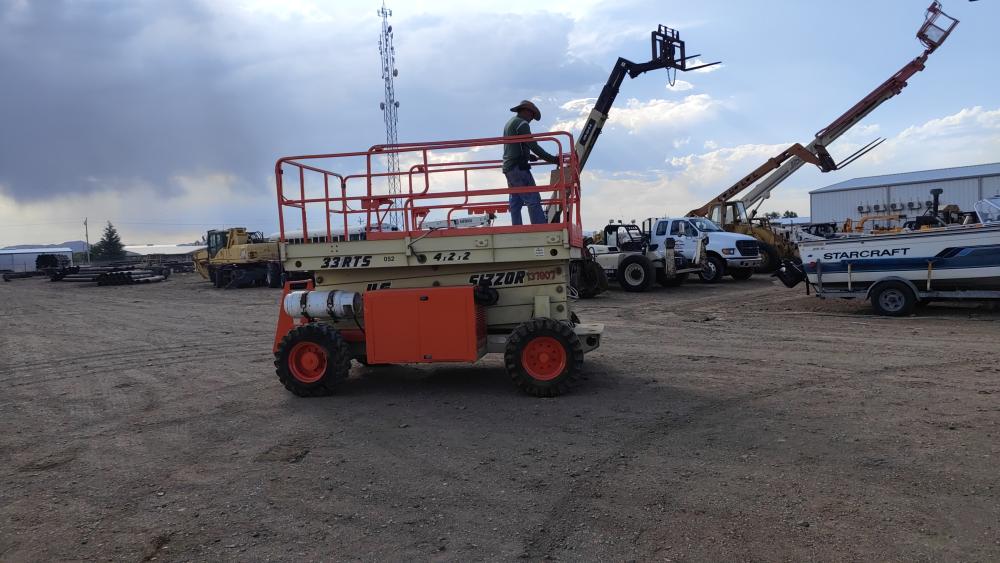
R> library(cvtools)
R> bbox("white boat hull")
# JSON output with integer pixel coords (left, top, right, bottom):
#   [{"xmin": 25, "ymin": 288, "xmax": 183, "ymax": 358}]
[{"xmin": 797, "ymin": 223, "xmax": 1000, "ymax": 291}]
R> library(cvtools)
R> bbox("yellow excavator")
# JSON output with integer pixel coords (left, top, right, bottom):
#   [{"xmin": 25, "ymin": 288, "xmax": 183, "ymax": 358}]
[
  {"xmin": 193, "ymin": 228, "xmax": 285, "ymax": 288},
  {"xmin": 687, "ymin": 2, "xmax": 957, "ymax": 272}
]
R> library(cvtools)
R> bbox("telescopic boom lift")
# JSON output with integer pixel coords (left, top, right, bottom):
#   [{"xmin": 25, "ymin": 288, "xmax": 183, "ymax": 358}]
[
  {"xmin": 685, "ymin": 1, "xmax": 958, "ymax": 271},
  {"xmin": 689, "ymin": 1, "xmax": 958, "ymax": 226},
  {"xmin": 546, "ymin": 26, "xmax": 718, "ymax": 222}
]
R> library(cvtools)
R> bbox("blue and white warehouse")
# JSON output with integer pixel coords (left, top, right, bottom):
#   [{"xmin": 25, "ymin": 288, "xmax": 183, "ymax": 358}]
[{"xmin": 809, "ymin": 162, "xmax": 1000, "ymax": 224}]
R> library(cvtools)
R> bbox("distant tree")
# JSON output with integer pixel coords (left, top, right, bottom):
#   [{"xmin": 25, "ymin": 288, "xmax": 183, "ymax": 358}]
[
  {"xmin": 91, "ymin": 221, "xmax": 125, "ymax": 261},
  {"xmin": 782, "ymin": 210, "xmax": 799, "ymax": 218},
  {"xmin": 35, "ymin": 254, "xmax": 60, "ymax": 269},
  {"xmin": 764, "ymin": 211, "xmax": 781, "ymax": 219}
]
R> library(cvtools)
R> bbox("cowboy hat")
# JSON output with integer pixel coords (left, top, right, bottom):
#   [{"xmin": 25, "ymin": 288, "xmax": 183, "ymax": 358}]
[{"xmin": 509, "ymin": 100, "xmax": 541, "ymax": 121}]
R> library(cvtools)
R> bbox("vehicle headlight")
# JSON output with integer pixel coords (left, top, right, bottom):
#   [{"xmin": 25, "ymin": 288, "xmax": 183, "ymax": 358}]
[{"xmin": 721, "ymin": 248, "xmax": 735, "ymax": 255}]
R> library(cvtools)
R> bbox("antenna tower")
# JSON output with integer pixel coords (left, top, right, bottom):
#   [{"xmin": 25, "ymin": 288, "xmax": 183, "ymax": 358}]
[{"xmin": 378, "ymin": 1, "xmax": 400, "ymax": 226}]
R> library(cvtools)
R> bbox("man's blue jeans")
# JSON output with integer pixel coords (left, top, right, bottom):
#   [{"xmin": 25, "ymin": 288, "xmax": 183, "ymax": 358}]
[{"xmin": 504, "ymin": 168, "xmax": 546, "ymax": 225}]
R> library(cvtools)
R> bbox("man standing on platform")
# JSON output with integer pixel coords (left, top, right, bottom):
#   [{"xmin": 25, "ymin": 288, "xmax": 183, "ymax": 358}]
[{"xmin": 502, "ymin": 100, "xmax": 559, "ymax": 225}]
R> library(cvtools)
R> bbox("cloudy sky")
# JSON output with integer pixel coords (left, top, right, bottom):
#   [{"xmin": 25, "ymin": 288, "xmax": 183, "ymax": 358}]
[{"xmin": 1, "ymin": 0, "xmax": 998, "ymax": 245}]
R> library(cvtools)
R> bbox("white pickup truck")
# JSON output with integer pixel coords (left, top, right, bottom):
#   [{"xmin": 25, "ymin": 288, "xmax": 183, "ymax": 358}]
[
  {"xmin": 588, "ymin": 217, "xmax": 763, "ymax": 290},
  {"xmin": 654, "ymin": 217, "xmax": 762, "ymax": 282}
]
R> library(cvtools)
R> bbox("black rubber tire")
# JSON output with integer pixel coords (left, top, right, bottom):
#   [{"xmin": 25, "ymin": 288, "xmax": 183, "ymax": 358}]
[
  {"xmin": 274, "ymin": 323, "xmax": 351, "ymax": 396},
  {"xmin": 729, "ymin": 268, "xmax": 753, "ymax": 281},
  {"xmin": 755, "ymin": 242, "xmax": 781, "ymax": 274},
  {"xmin": 698, "ymin": 256, "xmax": 726, "ymax": 284},
  {"xmin": 266, "ymin": 262, "xmax": 282, "ymax": 289},
  {"xmin": 870, "ymin": 281, "xmax": 917, "ymax": 317},
  {"xmin": 616, "ymin": 254, "xmax": 654, "ymax": 292},
  {"xmin": 656, "ymin": 271, "xmax": 688, "ymax": 287},
  {"xmin": 576, "ymin": 259, "xmax": 606, "ymax": 298},
  {"xmin": 229, "ymin": 269, "xmax": 248, "ymax": 288},
  {"xmin": 596, "ymin": 263, "xmax": 609, "ymax": 293},
  {"xmin": 505, "ymin": 318, "xmax": 584, "ymax": 397}
]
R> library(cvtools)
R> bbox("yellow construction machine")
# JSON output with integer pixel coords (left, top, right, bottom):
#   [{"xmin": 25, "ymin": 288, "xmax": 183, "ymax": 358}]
[{"xmin": 193, "ymin": 227, "xmax": 285, "ymax": 288}]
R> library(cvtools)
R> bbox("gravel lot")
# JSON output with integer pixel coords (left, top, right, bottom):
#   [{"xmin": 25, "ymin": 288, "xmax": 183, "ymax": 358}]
[{"xmin": 1, "ymin": 273, "xmax": 998, "ymax": 561}]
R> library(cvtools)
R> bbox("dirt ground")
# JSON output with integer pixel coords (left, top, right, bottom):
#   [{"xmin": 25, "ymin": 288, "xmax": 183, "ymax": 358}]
[{"xmin": 1, "ymin": 273, "xmax": 998, "ymax": 562}]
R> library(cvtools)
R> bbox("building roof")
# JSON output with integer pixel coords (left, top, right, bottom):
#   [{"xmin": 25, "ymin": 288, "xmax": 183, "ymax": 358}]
[
  {"xmin": 123, "ymin": 244, "xmax": 206, "ymax": 256},
  {"xmin": 0, "ymin": 247, "xmax": 73, "ymax": 255},
  {"xmin": 770, "ymin": 216, "xmax": 811, "ymax": 225},
  {"xmin": 811, "ymin": 162, "xmax": 1000, "ymax": 194}
]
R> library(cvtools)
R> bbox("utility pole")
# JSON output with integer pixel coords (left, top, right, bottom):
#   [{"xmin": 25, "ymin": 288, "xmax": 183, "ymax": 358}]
[
  {"xmin": 84, "ymin": 217, "xmax": 91, "ymax": 264},
  {"xmin": 378, "ymin": 1, "xmax": 401, "ymax": 227}
]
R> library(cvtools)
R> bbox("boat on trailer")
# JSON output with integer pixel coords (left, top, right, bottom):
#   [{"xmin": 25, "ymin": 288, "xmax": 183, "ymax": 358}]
[{"xmin": 775, "ymin": 196, "xmax": 1000, "ymax": 315}]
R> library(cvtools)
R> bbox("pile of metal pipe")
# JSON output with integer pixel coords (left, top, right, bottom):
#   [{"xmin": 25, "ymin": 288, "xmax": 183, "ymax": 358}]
[
  {"xmin": 51, "ymin": 267, "xmax": 106, "ymax": 282},
  {"xmin": 97, "ymin": 270, "xmax": 166, "ymax": 286},
  {"xmin": 2, "ymin": 271, "xmax": 48, "ymax": 282},
  {"xmin": 49, "ymin": 265, "xmax": 170, "ymax": 286}
]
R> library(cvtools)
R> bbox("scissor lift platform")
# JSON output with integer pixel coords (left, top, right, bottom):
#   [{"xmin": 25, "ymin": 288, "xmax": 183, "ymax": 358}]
[{"xmin": 271, "ymin": 132, "xmax": 603, "ymax": 397}]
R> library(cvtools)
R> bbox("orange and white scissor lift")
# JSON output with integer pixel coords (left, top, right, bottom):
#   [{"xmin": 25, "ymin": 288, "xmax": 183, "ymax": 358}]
[{"xmin": 270, "ymin": 132, "xmax": 603, "ymax": 397}]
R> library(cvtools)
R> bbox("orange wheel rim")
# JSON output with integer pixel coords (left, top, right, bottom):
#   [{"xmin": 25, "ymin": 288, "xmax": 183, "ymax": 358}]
[
  {"xmin": 289, "ymin": 341, "xmax": 327, "ymax": 384},
  {"xmin": 521, "ymin": 336, "xmax": 566, "ymax": 381}
]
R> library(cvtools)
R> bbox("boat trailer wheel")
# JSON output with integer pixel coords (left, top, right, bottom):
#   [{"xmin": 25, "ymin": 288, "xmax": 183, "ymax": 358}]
[
  {"xmin": 870, "ymin": 281, "xmax": 917, "ymax": 317},
  {"xmin": 878, "ymin": 288, "xmax": 907, "ymax": 312}
]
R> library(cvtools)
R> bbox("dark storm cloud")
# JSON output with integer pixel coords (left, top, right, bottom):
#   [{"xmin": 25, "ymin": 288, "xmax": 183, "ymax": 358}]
[
  {"xmin": 0, "ymin": 1, "xmax": 604, "ymax": 202},
  {"xmin": 0, "ymin": 0, "xmax": 386, "ymax": 201},
  {"xmin": 0, "ymin": 0, "xmax": 251, "ymax": 199}
]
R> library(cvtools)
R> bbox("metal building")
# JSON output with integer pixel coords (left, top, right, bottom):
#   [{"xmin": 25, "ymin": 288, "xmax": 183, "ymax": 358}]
[
  {"xmin": 809, "ymin": 162, "xmax": 1000, "ymax": 223},
  {"xmin": 0, "ymin": 247, "xmax": 74, "ymax": 273},
  {"xmin": 123, "ymin": 244, "xmax": 205, "ymax": 258}
]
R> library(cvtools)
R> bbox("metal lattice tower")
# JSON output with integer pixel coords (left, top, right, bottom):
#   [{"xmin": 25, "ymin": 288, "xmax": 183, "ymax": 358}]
[{"xmin": 378, "ymin": 1, "xmax": 400, "ymax": 227}]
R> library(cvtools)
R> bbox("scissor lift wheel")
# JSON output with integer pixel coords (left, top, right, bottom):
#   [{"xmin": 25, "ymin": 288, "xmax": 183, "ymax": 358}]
[
  {"xmin": 275, "ymin": 323, "xmax": 352, "ymax": 397},
  {"xmin": 505, "ymin": 318, "xmax": 584, "ymax": 397}
]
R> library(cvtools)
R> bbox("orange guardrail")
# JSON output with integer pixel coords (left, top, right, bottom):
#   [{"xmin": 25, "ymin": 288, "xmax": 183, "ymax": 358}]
[{"xmin": 274, "ymin": 131, "xmax": 583, "ymax": 247}]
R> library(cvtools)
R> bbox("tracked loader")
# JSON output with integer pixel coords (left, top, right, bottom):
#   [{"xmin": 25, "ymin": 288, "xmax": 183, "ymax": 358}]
[{"xmin": 193, "ymin": 227, "xmax": 286, "ymax": 288}]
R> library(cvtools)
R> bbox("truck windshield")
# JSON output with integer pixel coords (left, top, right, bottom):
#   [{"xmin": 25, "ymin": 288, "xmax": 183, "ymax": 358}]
[
  {"xmin": 975, "ymin": 197, "xmax": 1000, "ymax": 224},
  {"xmin": 688, "ymin": 217, "xmax": 723, "ymax": 232}
]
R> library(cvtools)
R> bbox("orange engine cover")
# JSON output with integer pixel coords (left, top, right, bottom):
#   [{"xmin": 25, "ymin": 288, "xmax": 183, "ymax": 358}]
[{"xmin": 363, "ymin": 286, "xmax": 486, "ymax": 364}]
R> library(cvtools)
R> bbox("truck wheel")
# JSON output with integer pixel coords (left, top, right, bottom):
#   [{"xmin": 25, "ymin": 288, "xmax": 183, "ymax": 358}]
[
  {"xmin": 576, "ymin": 260, "xmax": 607, "ymax": 298},
  {"xmin": 275, "ymin": 323, "xmax": 351, "ymax": 396},
  {"xmin": 729, "ymin": 268, "xmax": 753, "ymax": 281},
  {"xmin": 755, "ymin": 242, "xmax": 781, "ymax": 273},
  {"xmin": 617, "ymin": 255, "xmax": 654, "ymax": 292},
  {"xmin": 505, "ymin": 319, "xmax": 584, "ymax": 397},
  {"xmin": 656, "ymin": 271, "xmax": 688, "ymax": 287},
  {"xmin": 870, "ymin": 281, "xmax": 916, "ymax": 317},
  {"xmin": 698, "ymin": 256, "xmax": 726, "ymax": 283},
  {"xmin": 266, "ymin": 262, "xmax": 282, "ymax": 288}
]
